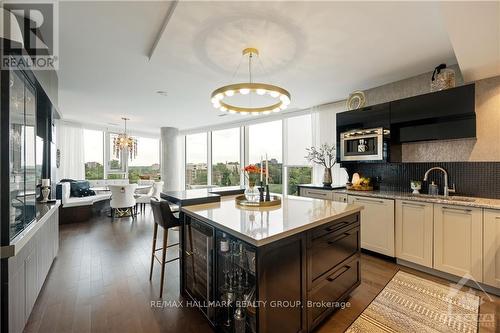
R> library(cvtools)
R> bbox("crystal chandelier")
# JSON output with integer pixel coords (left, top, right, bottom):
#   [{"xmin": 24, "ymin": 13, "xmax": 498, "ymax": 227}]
[
  {"xmin": 211, "ymin": 48, "xmax": 291, "ymax": 115},
  {"xmin": 113, "ymin": 117, "xmax": 137, "ymax": 160}
]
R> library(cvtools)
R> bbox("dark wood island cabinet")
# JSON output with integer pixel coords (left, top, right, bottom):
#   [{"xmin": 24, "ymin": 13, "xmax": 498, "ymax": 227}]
[{"xmin": 179, "ymin": 195, "xmax": 362, "ymax": 333}]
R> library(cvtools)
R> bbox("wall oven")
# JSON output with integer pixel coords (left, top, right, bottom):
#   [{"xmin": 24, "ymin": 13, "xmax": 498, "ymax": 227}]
[{"xmin": 340, "ymin": 127, "xmax": 389, "ymax": 162}]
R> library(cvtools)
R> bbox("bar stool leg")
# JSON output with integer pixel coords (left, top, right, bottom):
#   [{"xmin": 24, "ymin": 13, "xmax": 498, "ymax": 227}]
[
  {"xmin": 149, "ymin": 223, "xmax": 158, "ymax": 281},
  {"xmin": 159, "ymin": 228, "xmax": 168, "ymax": 298}
]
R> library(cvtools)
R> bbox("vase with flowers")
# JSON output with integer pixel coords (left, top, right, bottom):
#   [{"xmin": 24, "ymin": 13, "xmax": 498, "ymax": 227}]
[
  {"xmin": 243, "ymin": 164, "xmax": 264, "ymax": 202},
  {"xmin": 305, "ymin": 143, "xmax": 337, "ymax": 187}
]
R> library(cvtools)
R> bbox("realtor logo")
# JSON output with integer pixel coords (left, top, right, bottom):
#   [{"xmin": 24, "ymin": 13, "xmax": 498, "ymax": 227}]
[{"xmin": 2, "ymin": 1, "xmax": 59, "ymax": 70}]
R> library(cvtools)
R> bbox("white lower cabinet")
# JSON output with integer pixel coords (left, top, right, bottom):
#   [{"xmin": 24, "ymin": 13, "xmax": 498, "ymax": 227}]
[
  {"xmin": 484, "ymin": 209, "xmax": 500, "ymax": 288},
  {"xmin": 332, "ymin": 193, "xmax": 348, "ymax": 203},
  {"xmin": 300, "ymin": 188, "xmax": 333, "ymax": 200},
  {"xmin": 348, "ymin": 195, "xmax": 395, "ymax": 256},
  {"xmin": 433, "ymin": 204, "xmax": 482, "ymax": 282},
  {"xmin": 395, "ymin": 200, "xmax": 433, "ymax": 268}
]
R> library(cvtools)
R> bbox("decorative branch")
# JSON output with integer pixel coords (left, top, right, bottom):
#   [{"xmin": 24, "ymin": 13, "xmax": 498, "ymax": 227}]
[{"xmin": 305, "ymin": 143, "xmax": 337, "ymax": 169}]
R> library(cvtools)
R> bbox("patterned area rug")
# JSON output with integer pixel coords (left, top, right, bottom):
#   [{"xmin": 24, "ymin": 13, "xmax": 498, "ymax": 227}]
[{"xmin": 346, "ymin": 271, "xmax": 480, "ymax": 333}]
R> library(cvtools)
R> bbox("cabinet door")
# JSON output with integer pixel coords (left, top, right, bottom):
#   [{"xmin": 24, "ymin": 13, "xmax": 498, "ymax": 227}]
[
  {"xmin": 301, "ymin": 188, "xmax": 333, "ymax": 200},
  {"xmin": 332, "ymin": 193, "xmax": 348, "ymax": 203},
  {"xmin": 348, "ymin": 196, "xmax": 395, "ymax": 256},
  {"xmin": 25, "ymin": 250, "xmax": 38, "ymax": 320},
  {"xmin": 434, "ymin": 205, "xmax": 482, "ymax": 281},
  {"xmin": 484, "ymin": 209, "xmax": 500, "ymax": 288},
  {"xmin": 395, "ymin": 200, "xmax": 433, "ymax": 267}
]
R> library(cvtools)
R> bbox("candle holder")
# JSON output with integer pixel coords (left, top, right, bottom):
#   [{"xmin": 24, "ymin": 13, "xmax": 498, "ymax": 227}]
[
  {"xmin": 258, "ymin": 181, "xmax": 264, "ymax": 202},
  {"xmin": 265, "ymin": 185, "xmax": 270, "ymax": 201}
]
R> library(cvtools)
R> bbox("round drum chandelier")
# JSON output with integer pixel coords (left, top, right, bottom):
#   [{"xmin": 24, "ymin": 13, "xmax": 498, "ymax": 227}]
[{"xmin": 211, "ymin": 48, "xmax": 291, "ymax": 115}]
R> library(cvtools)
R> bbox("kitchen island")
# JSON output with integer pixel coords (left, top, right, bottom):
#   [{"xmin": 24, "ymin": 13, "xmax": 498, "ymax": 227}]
[{"xmin": 179, "ymin": 195, "xmax": 362, "ymax": 333}]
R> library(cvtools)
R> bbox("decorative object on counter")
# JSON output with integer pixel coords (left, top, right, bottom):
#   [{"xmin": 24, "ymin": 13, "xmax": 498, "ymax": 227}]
[
  {"xmin": 305, "ymin": 143, "xmax": 336, "ymax": 187},
  {"xmin": 243, "ymin": 164, "xmax": 264, "ymax": 202},
  {"xmin": 410, "ymin": 180, "xmax": 422, "ymax": 194},
  {"xmin": 346, "ymin": 90, "xmax": 366, "ymax": 110},
  {"xmin": 235, "ymin": 194, "xmax": 281, "ymax": 208},
  {"xmin": 41, "ymin": 179, "xmax": 51, "ymax": 202},
  {"xmin": 265, "ymin": 184, "xmax": 271, "ymax": 201},
  {"xmin": 210, "ymin": 47, "xmax": 291, "ymax": 115},
  {"xmin": 430, "ymin": 63, "xmax": 455, "ymax": 92},
  {"xmin": 258, "ymin": 183, "xmax": 264, "ymax": 202},
  {"xmin": 346, "ymin": 173, "xmax": 373, "ymax": 191},
  {"xmin": 428, "ymin": 181, "xmax": 439, "ymax": 195}
]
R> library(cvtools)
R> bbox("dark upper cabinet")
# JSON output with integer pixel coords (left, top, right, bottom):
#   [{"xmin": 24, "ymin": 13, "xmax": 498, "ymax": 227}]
[
  {"xmin": 390, "ymin": 84, "xmax": 475, "ymax": 143},
  {"xmin": 336, "ymin": 103, "xmax": 390, "ymax": 133}
]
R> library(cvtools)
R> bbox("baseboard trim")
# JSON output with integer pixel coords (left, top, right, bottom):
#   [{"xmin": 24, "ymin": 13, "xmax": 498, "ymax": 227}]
[{"xmin": 397, "ymin": 258, "xmax": 500, "ymax": 297}]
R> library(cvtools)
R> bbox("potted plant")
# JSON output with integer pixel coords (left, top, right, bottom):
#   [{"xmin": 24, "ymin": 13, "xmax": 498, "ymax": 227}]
[{"xmin": 305, "ymin": 143, "xmax": 336, "ymax": 187}]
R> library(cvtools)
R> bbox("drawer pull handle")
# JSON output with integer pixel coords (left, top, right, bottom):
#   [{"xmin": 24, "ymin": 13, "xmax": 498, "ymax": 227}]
[
  {"xmin": 309, "ymin": 192, "xmax": 327, "ymax": 196},
  {"xmin": 327, "ymin": 265, "xmax": 351, "ymax": 282},
  {"xmin": 402, "ymin": 201, "xmax": 426, "ymax": 207},
  {"xmin": 327, "ymin": 232, "xmax": 351, "ymax": 245},
  {"xmin": 325, "ymin": 221, "xmax": 350, "ymax": 232},
  {"xmin": 442, "ymin": 206, "xmax": 472, "ymax": 213},
  {"xmin": 355, "ymin": 198, "xmax": 384, "ymax": 204}
]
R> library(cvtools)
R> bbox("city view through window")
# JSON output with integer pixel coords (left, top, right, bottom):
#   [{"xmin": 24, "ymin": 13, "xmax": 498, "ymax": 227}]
[{"xmin": 84, "ymin": 130, "xmax": 160, "ymax": 181}]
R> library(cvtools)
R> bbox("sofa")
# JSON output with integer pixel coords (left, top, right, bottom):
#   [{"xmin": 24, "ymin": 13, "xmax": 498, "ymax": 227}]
[{"xmin": 57, "ymin": 181, "xmax": 113, "ymax": 223}]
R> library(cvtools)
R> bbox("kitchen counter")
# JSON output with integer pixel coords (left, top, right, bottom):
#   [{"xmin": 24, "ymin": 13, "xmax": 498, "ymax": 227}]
[
  {"xmin": 161, "ymin": 187, "xmax": 245, "ymax": 206},
  {"xmin": 180, "ymin": 194, "xmax": 362, "ymax": 332},
  {"xmin": 297, "ymin": 184, "xmax": 346, "ymax": 191},
  {"xmin": 332, "ymin": 189, "xmax": 500, "ymax": 210},
  {"xmin": 181, "ymin": 194, "xmax": 362, "ymax": 246}
]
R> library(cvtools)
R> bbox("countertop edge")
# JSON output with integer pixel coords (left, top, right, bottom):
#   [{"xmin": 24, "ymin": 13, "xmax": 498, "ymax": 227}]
[
  {"xmin": 333, "ymin": 189, "xmax": 500, "ymax": 210},
  {"xmin": 1, "ymin": 201, "xmax": 61, "ymax": 259},
  {"xmin": 181, "ymin": 205, "xmax": 363, "ymax": 247}
]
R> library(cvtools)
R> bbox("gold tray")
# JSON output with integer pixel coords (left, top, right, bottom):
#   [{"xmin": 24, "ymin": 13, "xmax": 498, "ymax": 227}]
[{"xmin": 235, "ymin": 194, "xmax": 281, "ymax": 207}]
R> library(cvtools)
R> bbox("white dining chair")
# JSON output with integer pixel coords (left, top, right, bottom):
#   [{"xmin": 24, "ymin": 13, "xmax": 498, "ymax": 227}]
[{"xmin": 109, "ymin": 184, "xmax": 138, "ymax": 218}]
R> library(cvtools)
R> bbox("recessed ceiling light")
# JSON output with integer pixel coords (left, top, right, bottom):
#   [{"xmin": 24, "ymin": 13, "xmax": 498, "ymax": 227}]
[{"xmin": 156, "ymin": 90, "xmax": 168, "ymax": 96}]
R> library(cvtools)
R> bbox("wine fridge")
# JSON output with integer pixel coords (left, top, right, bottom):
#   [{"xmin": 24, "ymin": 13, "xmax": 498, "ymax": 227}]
[{"xmin": 184, "ymin": 217, "xmax": 215, "ymax": 323}]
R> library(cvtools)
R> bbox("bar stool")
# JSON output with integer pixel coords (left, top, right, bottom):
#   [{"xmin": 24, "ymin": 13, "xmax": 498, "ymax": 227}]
[{"xmin": 149, "ymin": 198, "xmax": 180, "ymax": 298}]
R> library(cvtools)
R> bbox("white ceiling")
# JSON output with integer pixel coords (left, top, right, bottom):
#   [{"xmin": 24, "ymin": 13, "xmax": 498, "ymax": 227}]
[{"xmin": 58, "ymin": 1, "xmax": 460, "ymax": 134}]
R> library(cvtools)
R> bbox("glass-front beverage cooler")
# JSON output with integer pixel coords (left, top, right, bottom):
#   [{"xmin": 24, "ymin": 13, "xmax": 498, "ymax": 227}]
[{"xmin": 215, "ymin": 231, "xmax": 257, "ymax": 333}]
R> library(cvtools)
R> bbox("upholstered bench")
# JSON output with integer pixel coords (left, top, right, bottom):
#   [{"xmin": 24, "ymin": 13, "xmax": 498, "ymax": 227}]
[{"xmin": 57, "ymin": 182, "xmax": 112, "ymax": 223}]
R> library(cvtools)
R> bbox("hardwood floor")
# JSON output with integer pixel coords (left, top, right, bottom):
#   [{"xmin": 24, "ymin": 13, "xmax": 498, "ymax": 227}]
[{"xmin": 25, "ymin": 207, "xmax": 499, "ymax": 333}]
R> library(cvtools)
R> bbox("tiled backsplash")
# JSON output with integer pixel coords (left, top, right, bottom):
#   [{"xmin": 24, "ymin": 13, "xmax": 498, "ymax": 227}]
[{"xmin": 344, "ymin": 162, "xmax": 500, "ymax": 199}]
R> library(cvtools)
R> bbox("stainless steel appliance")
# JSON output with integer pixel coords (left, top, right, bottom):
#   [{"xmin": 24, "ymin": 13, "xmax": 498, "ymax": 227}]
[{"xmin": 340, "ymin": 127, "xmax": 389, "ymax": 161}]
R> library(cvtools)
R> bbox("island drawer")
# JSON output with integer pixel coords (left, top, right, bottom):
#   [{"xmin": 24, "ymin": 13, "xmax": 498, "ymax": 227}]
[
  {"xmin": 309, "ymin": 224, "xmax": 360, "ymax": 282},
  {"xmin": 307, "ymin": 258, "xmax": 360, "ymax": 330},
  {"xmin": 310, "ymin": 213, "xmax": 359, "ymax": 240}
]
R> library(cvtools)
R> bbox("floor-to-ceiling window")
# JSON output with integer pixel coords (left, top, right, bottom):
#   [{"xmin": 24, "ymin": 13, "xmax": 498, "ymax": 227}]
[
  {"xmin": 128, "ymin": 137, "xmax": 160, "ymax": 182},
  {"xmin": 185, "ymin": 132, "xmax": 208, "ymax": 189},
  {"xmin": 285, "ymin": 114, "xmax": 312, "ymax": 195},
  {"xmin": 211, "ymin": 128, "xmax": 241, "ymax": 187},
  {"xmin": 83, "ymin": 129, "xmax": 104, "ymax": 180},
  {"xmin": 248, "ymin": 120, "xmax": 283, "ymax": 193}
]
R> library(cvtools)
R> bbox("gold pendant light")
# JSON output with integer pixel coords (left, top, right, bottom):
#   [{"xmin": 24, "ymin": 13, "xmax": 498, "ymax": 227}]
[
  {"xmin": 113, "ymin": 117, "xmax": 138, "ymax": 160},
  {"xmin": 211, "ymin": 48, "xmax": 291, "ymax": 115}
]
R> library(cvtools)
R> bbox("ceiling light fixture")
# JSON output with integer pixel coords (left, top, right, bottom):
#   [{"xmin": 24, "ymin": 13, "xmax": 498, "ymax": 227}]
[
  {"xmin": 211, "ymin": 48, "xmax": 291, "ymax": 115},
  {"xmin": 113, "ymin": 117, "xmax": 138, "ymax": 160}
]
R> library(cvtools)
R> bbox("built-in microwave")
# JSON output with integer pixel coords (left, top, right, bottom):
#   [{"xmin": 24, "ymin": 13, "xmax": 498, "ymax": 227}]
[{"xmin": 340, "ymin": 127, "xmax": 389, "ymax": 162}]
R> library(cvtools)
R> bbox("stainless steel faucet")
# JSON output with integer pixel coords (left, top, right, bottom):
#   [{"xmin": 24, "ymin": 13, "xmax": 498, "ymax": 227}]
[{"xmin": 423, "ymin": 167, "xmax": 456, "ymax": 197}]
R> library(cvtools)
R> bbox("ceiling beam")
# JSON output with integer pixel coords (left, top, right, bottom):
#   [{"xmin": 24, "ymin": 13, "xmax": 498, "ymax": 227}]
[{"xmin": 147, "ymin": 0, "xmax": 178, "ymax": 61}]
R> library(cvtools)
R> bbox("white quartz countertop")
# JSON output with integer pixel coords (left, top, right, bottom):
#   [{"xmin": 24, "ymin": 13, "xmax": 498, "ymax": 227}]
[
  {"xmin": 181, "ymin": 195, "xmax": 363, "ymax": 247},
  {"xmin": 333, "ymin": 189, "xmax": 500, "ymax": 210}
]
